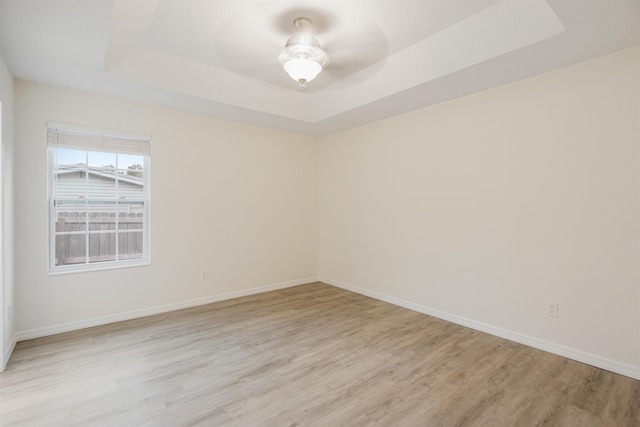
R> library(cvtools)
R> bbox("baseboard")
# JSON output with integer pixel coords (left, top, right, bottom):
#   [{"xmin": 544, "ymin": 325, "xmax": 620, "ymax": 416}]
[
  {"xmin": 2, "ymin": 333, "xmax": 17, "ymax": 371},
  {"xmin": 16, "ymin": 276, "xmax": 319, "ymax": 342},
  {"xmin": 320, "ymin": 276, "xmax": 640, "ymax": 381}
]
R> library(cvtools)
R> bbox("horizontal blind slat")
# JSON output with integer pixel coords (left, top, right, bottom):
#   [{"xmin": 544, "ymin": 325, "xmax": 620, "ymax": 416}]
[{"xmin": 47, "ymin": 123, "xmax": 151, "ymax": 155}]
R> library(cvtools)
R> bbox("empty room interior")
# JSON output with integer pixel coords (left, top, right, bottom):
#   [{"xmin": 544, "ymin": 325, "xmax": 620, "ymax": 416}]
[{"xmin": 0, "ymin": 0, "xmax": 639, "ymax": 425}]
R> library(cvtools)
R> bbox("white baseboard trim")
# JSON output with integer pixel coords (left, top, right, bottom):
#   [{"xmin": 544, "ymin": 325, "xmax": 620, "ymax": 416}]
[
  {"xmin": 320, "ymin": 276, "xmax": 640, "ymax": 381},
  {"xmin": 2, "ymin": 333, "xmax": 17, "ymax": 371},
  {"xmin": 16, "ymin": 276, "xmax": 319, "ymax": 342}
]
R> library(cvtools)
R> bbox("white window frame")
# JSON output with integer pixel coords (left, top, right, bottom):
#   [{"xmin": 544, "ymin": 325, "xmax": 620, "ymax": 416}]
[{"xmin": 47, "ymin": 122, "xmax": 151, "ymax": 274}]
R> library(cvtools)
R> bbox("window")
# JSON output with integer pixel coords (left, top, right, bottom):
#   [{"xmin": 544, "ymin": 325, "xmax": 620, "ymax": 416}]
[{"xmin": 48, "ymin": 122, "xmax": 151, "ymax": 273}]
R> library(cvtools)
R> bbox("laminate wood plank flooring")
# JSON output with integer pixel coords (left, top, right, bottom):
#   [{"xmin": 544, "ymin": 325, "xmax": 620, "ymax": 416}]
[{"xmin": 1, "ymin": 283, "xmax": 638, "ymax": 426}]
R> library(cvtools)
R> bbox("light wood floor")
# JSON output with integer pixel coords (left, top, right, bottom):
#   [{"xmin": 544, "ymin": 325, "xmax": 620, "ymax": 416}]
[{"xmin": 1, "ymin": 283, "xmax": 638, "ymax": 426}]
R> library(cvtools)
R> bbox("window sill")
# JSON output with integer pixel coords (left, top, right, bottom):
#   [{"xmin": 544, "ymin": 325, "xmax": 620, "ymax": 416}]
[{"xmin": 48, "ymin": 259, "xmax": 151, "ymax": 276}]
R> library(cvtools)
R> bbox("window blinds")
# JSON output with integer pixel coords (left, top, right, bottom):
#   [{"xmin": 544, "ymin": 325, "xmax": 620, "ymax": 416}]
[{"xmin": 47, "ymin": 122, "xmax": 151, "ymax": 156}]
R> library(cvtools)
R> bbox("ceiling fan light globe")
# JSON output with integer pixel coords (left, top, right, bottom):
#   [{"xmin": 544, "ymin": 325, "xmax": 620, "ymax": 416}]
[{"xmin": 283, "ymin": 58, "xmax": 322, "ymax": 83}]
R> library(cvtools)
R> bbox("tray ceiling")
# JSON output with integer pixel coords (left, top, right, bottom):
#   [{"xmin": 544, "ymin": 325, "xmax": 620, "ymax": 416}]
[{"xmin": 1, "ymin": 0, "xmax": 639, "ymax": 136}]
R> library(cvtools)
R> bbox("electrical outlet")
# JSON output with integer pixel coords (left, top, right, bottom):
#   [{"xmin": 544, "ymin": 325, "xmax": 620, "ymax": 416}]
[
  {"xmin": 201, "ymin": 270, "xmax": 209, "ymax": 281},
  {"xmin": 348, "ymin": 262, "xmax": 353, "ymax": 272},
  {"xmin": 547, "ymin": 302, "xmax": 559, "ymax": 318}
]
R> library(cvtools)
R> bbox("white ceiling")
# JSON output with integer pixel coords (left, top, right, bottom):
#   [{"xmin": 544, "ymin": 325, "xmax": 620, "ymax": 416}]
[{"xmin": 1, "ymin": 0, "xmax": 639, "ymax": 136}]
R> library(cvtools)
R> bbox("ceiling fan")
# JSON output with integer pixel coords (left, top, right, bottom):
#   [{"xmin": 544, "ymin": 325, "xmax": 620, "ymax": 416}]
[
  {"xmin": 211, "ymin": 8, "xmax": 390, "ymax": 91},
  {"xmin": 278, "ymin": 17, "xmax": 328, "ymax": 88}
]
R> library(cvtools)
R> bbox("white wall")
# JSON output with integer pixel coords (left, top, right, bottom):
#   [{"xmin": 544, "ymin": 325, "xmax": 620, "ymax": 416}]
[
  {"xmin": 0, "ymin": 52, "xmax": 15, "ymax": 370},
  {"xmin": 319, "ymin": 46, "xmax": 640, "ymax": 377},
  {"xmin": 14, "ymin": 82, "xmax": 318, "ymax": 336}
]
